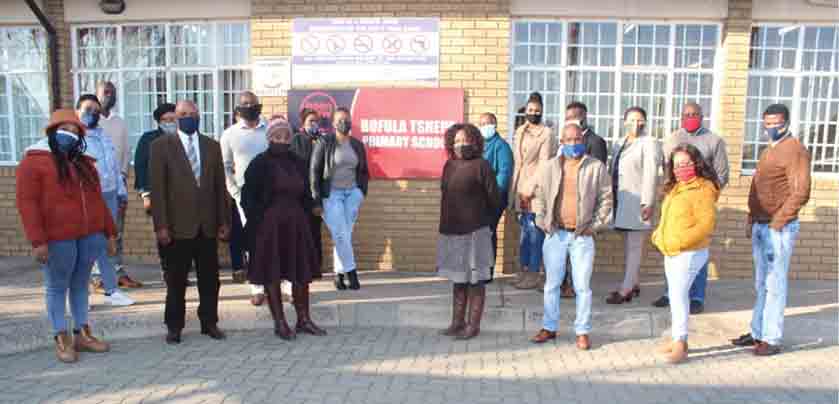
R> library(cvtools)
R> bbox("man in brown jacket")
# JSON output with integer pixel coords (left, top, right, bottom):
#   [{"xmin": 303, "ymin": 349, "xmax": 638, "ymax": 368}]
[
  {"xmin": 528, "ymin": 123, "xmax": 612, "ymax": 350},
  {"xmin": 150, "ymin": 100, "xmax": 230, "ymax": 345},
  {"xmin": 731, "ymin": 103, "xmax": 811, "ymax": 356}
]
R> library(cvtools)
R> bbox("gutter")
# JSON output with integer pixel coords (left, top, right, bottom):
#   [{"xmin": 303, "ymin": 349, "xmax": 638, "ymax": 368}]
[{"xmin": 25, "ymin": 0, "xmax": 61, "ymax": 112}]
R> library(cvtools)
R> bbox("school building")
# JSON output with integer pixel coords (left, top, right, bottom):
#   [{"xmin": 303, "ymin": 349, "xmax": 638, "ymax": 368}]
[{"xmin": 0, "ymin": 0, "xmax": 836, "ymax": 280}]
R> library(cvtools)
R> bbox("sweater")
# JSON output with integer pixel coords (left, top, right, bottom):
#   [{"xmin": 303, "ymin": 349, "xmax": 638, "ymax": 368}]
[
  {"xmin": 220, "ymin": 120, "xmax": 269, "ymax": 202},
  {"xmin": 748, "ymin": 135, "xmax": 811, "ymax": 230},
  {"xmin": 652, "ymin": 177, "xmax": 719, "ymax": 257},
  {"xmin": 663, "ymin": 127, "xmax": 730, "ymax": 189},
  {"xmin": 439, "ymin": 158, "xmax": 501, "ymax": 235}
]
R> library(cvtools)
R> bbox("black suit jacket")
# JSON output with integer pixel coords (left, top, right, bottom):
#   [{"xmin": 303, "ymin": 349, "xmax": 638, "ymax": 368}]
[{"xmin": 584, "ymin": 128, "xmax": 609, "ymax": 165}]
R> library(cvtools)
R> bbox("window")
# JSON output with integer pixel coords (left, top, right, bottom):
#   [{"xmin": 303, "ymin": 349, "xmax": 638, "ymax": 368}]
[
  {"xmin": 72, "ymin": 21, "xmax": 251, "ymax": 159},
  {"xmin": 0, "ymin": 27, "xmax": 49, "ymax": 163},
  {"xmin": 745, "ymin": 25, "xmax": 839, "ymax": 174},
  {"xmin": 511, "ymin": 21, "xmax": 720, "ymax": 148}
]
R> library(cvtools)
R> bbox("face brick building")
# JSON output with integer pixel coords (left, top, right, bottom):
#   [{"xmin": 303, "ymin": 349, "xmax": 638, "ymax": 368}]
[{"xmin": 1, "ymin": 0, "xmax": 836, "ymax": 280}]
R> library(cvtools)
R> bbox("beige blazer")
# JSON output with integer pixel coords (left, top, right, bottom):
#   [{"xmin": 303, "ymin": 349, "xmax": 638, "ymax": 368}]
[{"xmin": 510, "ymin": 122, "xmax": 557, "ymax": 212}]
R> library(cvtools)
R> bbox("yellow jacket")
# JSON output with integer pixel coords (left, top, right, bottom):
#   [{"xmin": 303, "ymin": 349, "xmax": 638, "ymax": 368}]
[{"xmin": 652, "ymin": 177, "xmax": 719, "ymax": 257}]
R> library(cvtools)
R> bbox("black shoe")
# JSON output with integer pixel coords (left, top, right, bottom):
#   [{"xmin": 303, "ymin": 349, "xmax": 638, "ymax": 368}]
[
  {"xmin": 347, "ymin": 270, "xmax": 361, "ymax": 290},
  {"xmin": 651, "ymin": 296, "xmax": 670, "ymax": 308},
  {"xmin": 689, "ymin": 300, "xmax": 704, "ymax": 315},
  {"xmin": 166, "ymin": 330, "xmax": 181, "ymax": 345},
  {"xmin": 731, "ymin": 333, "xmax": 758, "ymax": 347},
  {"xmin": 334, "ymin": 274, "xmax": 347, "ymax": 290},
  {"xmin": 201, "ymin": 325, "xmax": 227, "ymax": 340}
]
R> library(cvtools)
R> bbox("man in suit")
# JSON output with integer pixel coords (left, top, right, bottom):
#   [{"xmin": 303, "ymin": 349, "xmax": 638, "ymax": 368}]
[{"xmin": 150, "ymin": 100, "xmax": 230, "ymax": 345}]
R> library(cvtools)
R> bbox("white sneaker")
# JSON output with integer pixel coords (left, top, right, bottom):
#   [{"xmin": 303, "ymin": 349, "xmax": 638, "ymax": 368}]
[{"xmin": 104, "ymin": 290, "xmax": 135, "ymax": 306}]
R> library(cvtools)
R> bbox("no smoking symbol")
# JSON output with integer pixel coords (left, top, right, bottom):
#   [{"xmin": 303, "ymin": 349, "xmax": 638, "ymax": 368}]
[
  {"xmin": 301, "ymin": 36, "xmax": 319, "ymax": 54},
  {"xmin": 410, "ymin": 35, "xmax": 429, "ymax": 54},
  {"xmin": 354, "ymin": 35, "xmax": 373, "ymax": 53},
  {"xmin": 382, "ymin": 36, "xmax": 402, "ymax": 54},
  {"xmin": 326, "ymin": 35, "xmax": 346, "ymax": 55}
]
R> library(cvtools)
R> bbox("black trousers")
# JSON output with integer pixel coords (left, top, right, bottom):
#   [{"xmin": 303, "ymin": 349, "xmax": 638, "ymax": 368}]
[
  {"xmin": 164, "ymin": 234, "xmax": 220, "ymax": 332},
  {"xmin": 309, "ymin": 213, "xmax": 324, "ymax": 273}
]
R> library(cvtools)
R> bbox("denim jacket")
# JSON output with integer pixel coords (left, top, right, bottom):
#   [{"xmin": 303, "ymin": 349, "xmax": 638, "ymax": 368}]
[{"xmin": 85, "ymin": 127, "xmax": 127, "ymax": 200}]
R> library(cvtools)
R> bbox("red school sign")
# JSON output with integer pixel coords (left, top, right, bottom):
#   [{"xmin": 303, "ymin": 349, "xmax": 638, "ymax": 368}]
[{"xmin": 289, "ymin": 88, "xmax": 464, "ymax": 179}]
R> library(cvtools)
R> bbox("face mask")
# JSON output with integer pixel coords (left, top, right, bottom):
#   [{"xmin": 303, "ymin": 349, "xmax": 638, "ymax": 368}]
[
  {"xmin": 562, "ymin": 143, "xmax": 586, "ymax": 159},
  {"xmin": 100, "ymin": 95, "xmax": 116, "ymax": 112},
  {"xmin": 455, "ymin": 144, "xmax": 479, "ymax": 160},
  {"xmin": 81, "ymin": 111, "xmax": 100, "ymax": 129},
  {"xmin": 269, "ymin": 143, "xmax": 290, "ymax": 155},
  {"xmin": 335, "ymin": 119, "xmax": 352, "ymax": 134},
  {"xmin": 54, "ymin": 130, "xmax": 80, "ymax": 153},
  {"xmin": 236, "ymin": 105, "xmax": 261, "ymax": 122},
  {"xmin": 682, "ymin": 116, "xmax": 702, "ymax": 133},
  {"xmin": 626, "ymin": 122, "xmax": 645, "ymax": 136},
  {"xmin": 178, "ymin": 116, "xmax": 200, "ymax": 135},
  {"xmin": 159, "ymin": 122, "xmax": 177, "ymax": 135},
  {"xmin": 479, "ymin": 125, "xmax": 496, "ymax": 139},
  {"xmin": 764, "ymin": 123, "xmax": 788, "ymax": 141},
  {"xmin": 674, "ymin": 165, "xmax": 697, "ymax": 183},
  {"xmin": 306, "ymin": 124, "xmax": 320, "ymax": 136},
  {"xmin": 525, "ymin": 113, "xmax": 542, "ymax": 125}
]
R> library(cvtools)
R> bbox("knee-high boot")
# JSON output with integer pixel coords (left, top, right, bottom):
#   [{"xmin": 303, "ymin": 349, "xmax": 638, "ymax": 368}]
[
  {"xmin": 440, "ymin": 283, "xmax": 468, "ymax": 336},
  {"xmin": 457, "ymin": 284, "xmax": 486, "ymax": 340}
]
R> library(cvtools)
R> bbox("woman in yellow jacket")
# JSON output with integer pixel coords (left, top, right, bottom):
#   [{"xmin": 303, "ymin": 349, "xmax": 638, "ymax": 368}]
[{"xmin": 652, "ymin": 143, "xmax": 720, "ymax": 364}]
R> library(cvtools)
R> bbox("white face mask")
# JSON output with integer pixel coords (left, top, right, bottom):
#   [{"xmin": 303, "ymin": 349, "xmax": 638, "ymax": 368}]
[
  {"xmin": 479, "ymin": 124, "xmax": 496, "ymax": 139},
  {"xmin": 159, "ymin": 121, "xmax": 177, "ymax": 135}
]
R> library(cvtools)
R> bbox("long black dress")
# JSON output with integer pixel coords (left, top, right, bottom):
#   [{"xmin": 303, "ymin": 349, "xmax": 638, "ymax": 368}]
[{"xmin": 241, "ymin": 148, "xmax": 320, "ymax": 286}]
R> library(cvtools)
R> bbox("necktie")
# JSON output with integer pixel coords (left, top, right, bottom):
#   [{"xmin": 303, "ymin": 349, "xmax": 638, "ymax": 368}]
[{"xmin": 186, "ymin": 135, "xmax": 200, "ymax": 185}]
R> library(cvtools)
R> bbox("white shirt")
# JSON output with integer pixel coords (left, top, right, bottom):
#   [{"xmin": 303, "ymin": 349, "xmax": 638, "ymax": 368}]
[
  {"xmin": 220, "ymin": 119, "xmax": 269, "ymax": 201},
  {"xmin": 99, "ymin": 113, "xmax": 130, "ymax": 174},
  {"xmin": 178, "ymin": 130, "xmax": 201, "ymax": 176}
]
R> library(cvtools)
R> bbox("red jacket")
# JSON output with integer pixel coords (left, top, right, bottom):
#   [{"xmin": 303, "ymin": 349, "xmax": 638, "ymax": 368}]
[{"xmin": 16, "ymin": 150, "xmax": 117, "ymax": 247}]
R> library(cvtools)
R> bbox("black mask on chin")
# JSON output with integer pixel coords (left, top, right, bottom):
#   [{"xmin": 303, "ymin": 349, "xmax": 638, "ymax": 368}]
[
  {"xmin": 269, "ymin": 143, "xmax": 290, "ymax": 155},
  {"xmin": 455, "ymin": 144, "xmax": 480, "ymax": 160},
  {"xmin": 526, "ymin": 113, "xmax": 542, "ymax": 125}
]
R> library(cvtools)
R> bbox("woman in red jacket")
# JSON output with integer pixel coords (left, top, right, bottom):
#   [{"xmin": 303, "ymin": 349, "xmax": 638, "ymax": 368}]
[{"xmin": 16, "ymin": 109, "xmax": 117, "ymax": 363}]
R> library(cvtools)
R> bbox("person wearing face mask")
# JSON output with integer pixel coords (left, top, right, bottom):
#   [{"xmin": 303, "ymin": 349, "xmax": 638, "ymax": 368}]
[
  {"xmin": 220, "ymin": 91, "xmax": 270, "ymax": 306},
  {"xmin": 607, "ymin": 106, "xmax": 662, "ymax": 305},
  {"xmin": 438, "ymin": 123, "xmax": 500, "ymax": 340},
  {"xmin": 149, "ymin": 100, "xmax": 231, "ymax": 345},
  {"xmin": 16, "ymin": 109, "xmax": 118, "ymax": 363},
  {"xmin": 730, "ymin": 104, "xmax": 811, "ymax": 357},
  {"xmin": 478, "ymin": 112, "xmax": 513, "ymax": 262},
  {"xmin": 651, "ymin": 102, "xmax": 730, "ymax": 314},
  {"xmin": 511, "ymin": 92, "xmax": 557, "ymax": 291},
  {"xmin": 95, "ymin": 82, "xmax": 142, "ymax": 290},
  {"xmin": 134, "ymin": 103, "xmax": 177, "ymax": 281},
  {"xmin": 240, "ymin": 117, "xmax": 325, "ymax": 340},
  {"xmin": 76, "ymin": 94, "xmax": 135, "ymax": 307},
  {"xmin": 310, "ymin": 107, "xmax": 369, "ymax": 291},
  {"xmin": 651, "ymin": 143, "xmax": 720, "ymax": 363},
  {"xmin": 290, "ymin": 108, "xmax": 326, "ymax": 280},
  {"xmin": 528, "ymin": 123, "xmax": 612, "ymax": 349}
]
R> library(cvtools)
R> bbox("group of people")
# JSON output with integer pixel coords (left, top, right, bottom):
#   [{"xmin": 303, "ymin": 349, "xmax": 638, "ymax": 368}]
[
  {"xmin": 16, "ymin": 84, "xmax": 810, "ymax": 366},
  {"xmin": 436, "ymin": 92, "xmax": 810, "ymax": 364}
]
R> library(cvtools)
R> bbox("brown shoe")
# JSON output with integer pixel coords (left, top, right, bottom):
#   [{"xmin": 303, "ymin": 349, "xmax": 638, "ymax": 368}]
[
  {"xmin": 117, "ymin": 274, "xmax": 143, "ymax": 289},
  {"xmin": 605, "ymin": 291, "xmax": 632, "ymax": 304},
  {"xmin": 456, "ymin": 285, "xmax": 486, "ymax": 340},
  {"xmin": 530, "ymin": 329, "xmax": 557, "ymax": 344},
  {"xmin": 55, "ymin": 332, "xmax": 78, "ymax": 363},
  {"xmin": 515, "ymin": 273, "xmax": 539, "ymax": 290},
  {"xmin": 576, "ymin": 335, "xmax": 591, "ymax": 350},
  {"xmin": 90, "ymin": 278, "xmax": 105, "ymax": 295},
  {"xmin": 250, "ymin": 293, "xmax": 266, "ymax": 306},
  {"xmin": 74, "ymin": 325, "xmax": 110, "ymax": 353},
  {"xmin": 293, "ymin": 284, "xmax": 327, "ymax": 336},
  {"xmin": 656, "ymin": 337, "xmax": 674, "ymax": 354},
  {"xmin": 666, "ymin": 340, "xmax": 688, "ymax": 364},
  {"xmin": 560, "ymin": 284, "xmax": 576, "ymax": 299},
  {"xmin": 754, "ymin": 341, "xmax": 782, "ymax": 356},
  {"xmin": 440, "ymin": 284, "xmax": 468, "ymax": 336}
]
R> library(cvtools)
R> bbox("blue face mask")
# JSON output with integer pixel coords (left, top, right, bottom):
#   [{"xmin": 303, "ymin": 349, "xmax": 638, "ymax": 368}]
[
  {"xmin": 479, "ymin": 125, "xmax": 496, "ymax": 139},
  {"xmin": 764, "ymin": 123, "xmax": 788, "ymax": 141},
  {"xmin": 80, "ymin": 111, "xmax": 100, "ymax": 129},
  {"xmin": 307, "ymin": 124, "xmax": 320, "ymax": 136},
  {"xmin": 54, "ymin": 130, "xmax": 80, "ymax": 153},
  {"xmin": 562, "ymin": 143, "xmax": 586, "ymax": 159},
  {"xmin": 178, "ymin": 116, "xmax": 200, "ymax": 135}
]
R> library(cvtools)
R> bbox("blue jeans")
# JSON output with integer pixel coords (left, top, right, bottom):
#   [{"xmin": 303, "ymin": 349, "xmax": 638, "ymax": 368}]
[
  {"xmin": 323, "ymin": 187, "xmax": 364, "ymax": 274},
  {"xmin": 43, "ymin": 233, "xmax": 107, "ymax": 333},
  {"xmin": 542, "ymin": 230, "xmax": 594, "ymax": 335},
  {"xmin": 750, "ymin": 220, "xmax": 799, "ymax": 346},
  {"xmin": 518, "ymin": 212, "xmax": 545, "ymax": 271},
  {"xmin": 661, "ymin": 262, "xmax": 708, "ymax": 303},
  {"xmin": 90, "ymin": 191, "xmax": 120, "ymax": 293}
]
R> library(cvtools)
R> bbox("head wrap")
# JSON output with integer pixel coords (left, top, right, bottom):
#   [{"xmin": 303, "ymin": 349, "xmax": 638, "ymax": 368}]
[{"xmin": 153, "ymin": 103, "xmax": 176, "ymax": 123}]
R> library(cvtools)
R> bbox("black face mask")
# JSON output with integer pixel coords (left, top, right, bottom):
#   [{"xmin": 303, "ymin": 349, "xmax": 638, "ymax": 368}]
[
  {"xmin": 526, "ymin": 113, "xmax": 542, "ymax": 125},
  {"xmin": 269, "ymin": 143, "xmax": 290, "ymax": 156},
  {"xmin": 236, "ymin": 105, "xmax": 262, "ymax": 122},
  {"xmin": 335, "ymin": 119, "xmax": 352, "ymax": 134},
  {"xmin": 455, "ymin": 144, "xmax": 480, "ymax": 160}
]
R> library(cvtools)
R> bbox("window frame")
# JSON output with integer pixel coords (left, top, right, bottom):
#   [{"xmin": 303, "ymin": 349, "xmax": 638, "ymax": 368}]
[
  {"xmin": 508, "ymin": 19, "xmax": 723, "ymax": 149},
  {"xmin": 745, "ymin": 23, "xmax": 839, "ymax": 177}
]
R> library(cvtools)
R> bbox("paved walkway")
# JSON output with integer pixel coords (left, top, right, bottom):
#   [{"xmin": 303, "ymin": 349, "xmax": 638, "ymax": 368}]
[{"xmin": 0, "ymin": 258, "xmax": 837, "ymax": 403}]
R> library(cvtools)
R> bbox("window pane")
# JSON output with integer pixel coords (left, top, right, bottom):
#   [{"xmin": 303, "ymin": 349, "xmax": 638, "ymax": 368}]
[
  {"xmin": 799, "ymin": 76, "xmax": 839, "ymax": 174},
  {"xmin": 220, "ymin": 23, "xmax": 250, "ymax": 66},
  {"xmin": 5, "ymin": 28, "xmax": 47, "ymax": 71},
  {"xmin": 174, "ymin": 71, "xmax": 215, "ymax": 136},
  {"xmin": 222, "ymin": 69, "xmax": 251, "ymax": 129},
  {"xmin": 621, "ymin": 72, "xmax": 667, "ymax": 138},
  {"xmin": 12, "ymin": 73, "xmax": 49, "ymax": 159},
  {"xmin": 0, "ymin": 75, "xmax": 9, "ymax": 161},
  {"xmin": 76, "ymin": 27, "xmax": 118, "ymax": 69},
  {"xmin": 124, "ymin": 70, "xmax": 167, "ymax": 155},
  {"xmin": 567, "ymin": 70, "xmax": 615, "ymax": 141},
  {"xmin": 675, "ymin": 24, "xmax": 718, "ymax": 69},
  {"xmin": 742, "ymin": 75, "xmax": 795, "ymax": 170},
  {"xmin": 77, "ymin": 71, "xmax": 119, "ymax": 96},
  {"xmin": 749, "ymin": 26, "xmax": 799, "ymax": 70},
  {"xmin": 171, "ymin": 24, "xmax": 212, "ymax": 66},
  {"xmin": 567, "ymin": 22, "xmax": 617, "ymax": 67},
  {"xmin": 122, "ymin": 25, "xmax": 166, "ymax": 68}
]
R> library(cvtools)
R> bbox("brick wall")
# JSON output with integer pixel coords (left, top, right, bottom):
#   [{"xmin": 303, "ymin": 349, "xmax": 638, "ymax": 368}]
[{"xmin": 0, "ymin": 0, "xmax": 835, "ymax": 281}]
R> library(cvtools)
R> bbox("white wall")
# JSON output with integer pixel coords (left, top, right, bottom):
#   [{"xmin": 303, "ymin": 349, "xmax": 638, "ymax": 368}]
[
  {"xmin": 64, "ymin": 0, "xmax": 250, "ymax": 23},
  {"xmin": 752, "ymin": 0, "xmax": 839, "ymax": 23},
  {"xmin": 0, "ymin": 0, "xmax": 43, "ymax": 24},
  {"xmin": 511, "ymin": 0, "xmax": 728, "ymax": 20}
]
